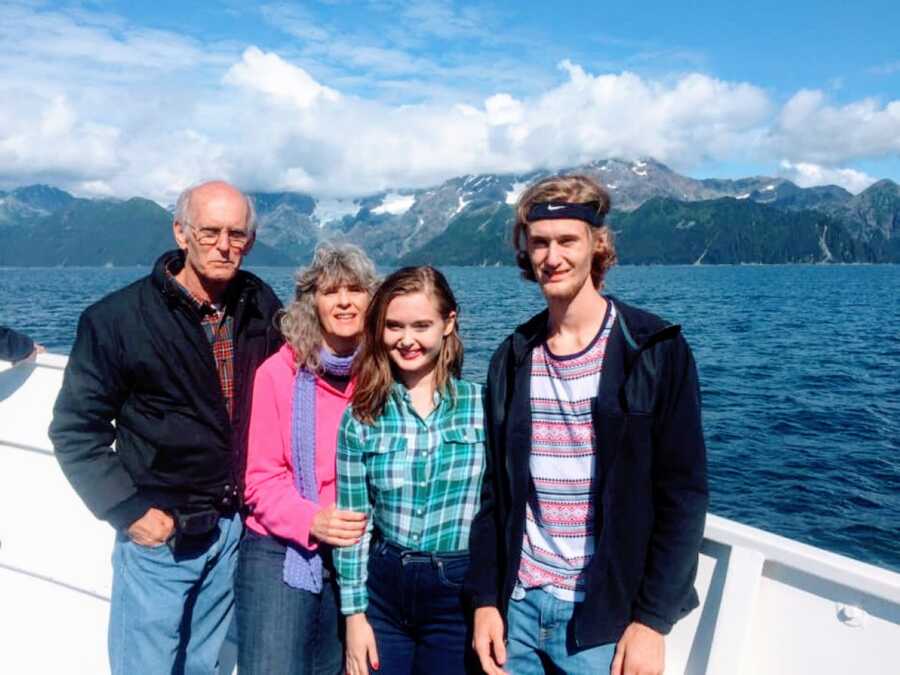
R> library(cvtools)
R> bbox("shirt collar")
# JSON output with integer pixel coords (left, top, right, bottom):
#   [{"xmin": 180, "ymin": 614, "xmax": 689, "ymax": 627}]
[
  {"xmin": 166, "ymin": 264, "xmax": 222, "ymax": 316},
  {"xmin": 391, "ymin": 380, "xmax": 449, "ymax": 411}
]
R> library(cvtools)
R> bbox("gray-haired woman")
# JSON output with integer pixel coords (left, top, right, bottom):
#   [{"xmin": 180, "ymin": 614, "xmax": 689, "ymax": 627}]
[{"xmin": 236, "ymin": 242, "xmax": 378, "ymax": 675}]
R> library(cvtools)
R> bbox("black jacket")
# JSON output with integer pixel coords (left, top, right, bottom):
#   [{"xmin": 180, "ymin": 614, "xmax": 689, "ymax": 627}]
[
  {"xmin": 0, "ymin": 326, "xmax": 35, "ymax": 362},
  {"xmin": 465, "ymin": 297, "xmax": 708, "ymax": 647},
  {"xmin": 49, "ymin": 250, "xmax": 283, "ymax": 530}
]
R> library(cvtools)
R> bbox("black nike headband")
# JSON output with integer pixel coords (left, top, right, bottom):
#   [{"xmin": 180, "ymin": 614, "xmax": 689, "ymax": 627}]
[{"xmin": 526, "ymin": 201, "xmax": 604, "ymax": 227}]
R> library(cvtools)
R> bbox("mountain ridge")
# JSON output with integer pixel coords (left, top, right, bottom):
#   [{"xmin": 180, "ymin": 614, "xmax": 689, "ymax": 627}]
[
  {"xmin": 1, "ymin": 159, "xmax": 897, "ymax": 266},
  {"xmin": 0, "ymin": 195, "xmax": 293, "ymax": 267}
]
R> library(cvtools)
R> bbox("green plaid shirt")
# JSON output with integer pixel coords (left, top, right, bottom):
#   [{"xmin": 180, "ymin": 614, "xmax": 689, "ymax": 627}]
[{"xmin": 334, "ymin": 378, "xmax": 486, "ymax": 615}]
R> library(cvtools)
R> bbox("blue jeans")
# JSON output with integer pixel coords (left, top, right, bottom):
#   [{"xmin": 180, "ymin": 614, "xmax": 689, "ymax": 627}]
[
  {"xmin": 365, "ymin": 540, "xmax": 478, "ymax": 674},
  {"xmin": 108, "ymin": 512, "xmax": 242, "ymax": 675},
  {"xmin": 506, "ymin": 588, "xmax": 616, "ymax": 675},
  {"xmin": 235, "ymin": 529, "xmax": 343, "ymax": 675}
]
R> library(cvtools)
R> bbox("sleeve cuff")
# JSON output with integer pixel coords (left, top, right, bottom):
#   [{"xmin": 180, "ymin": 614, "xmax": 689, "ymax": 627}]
[
  {"xmin": 339, "ymin": 586, "xmax": 369, "ymax": 616},
  {"xmin": 105, "ymin": 493, "xmax": 154, "ymax": 532},
  {"xmin": 631, "ymin": 607, "xmax": 674, "ymax": 636},
  {"xmin": 464, "ymin": 588, "xmax": 498, "ymax": 610},
  {"xmin": 9, "ymin": 336, "xmax": 35, "ymax": 363},
  {"xmin": 297, "ymin": 504, "xmax": 321, "ymax": 550}
]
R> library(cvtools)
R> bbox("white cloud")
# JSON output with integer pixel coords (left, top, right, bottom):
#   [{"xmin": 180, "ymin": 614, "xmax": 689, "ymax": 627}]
[
  {"xmin": 223, "ymin": 47, "xmax": 340, "ymax": 108},
  {"xmin": 771, "ymin": 90, "xmax": 900, "ymax": 164},
  {"xmin": 0, "ymin": 3, "xmax": 898, "ymax": 203},
  {"xmin": 0, "ymin": 92, "xmax": 121, "ymax": 183},
  {"xmin": 462, "ymin": 63, "xmax": 772, "ymax": 172},
  {"xmin": 0, "ymin": 2, "xmax": 216, "ymax": 83},
  {"xmin": 870, "ymin": 60, "xmax": 900, "ymax": 76},
  {"xmin": 778, "ymin": 160, "xmax": 877, "ymax": 194},
  {"xmin": 257, "ymin": 1, "xmax": 547, "ymax": 104},
  {"xmin": 399, "ymin": 0, "xmax": 496, "ymax": 40},
  {"xmin": 484, "ymin": 94, "xmax": 524, "ymax": 126}
]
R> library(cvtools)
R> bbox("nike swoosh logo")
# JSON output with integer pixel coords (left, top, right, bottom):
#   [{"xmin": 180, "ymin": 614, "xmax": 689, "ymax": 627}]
[{"xmin": 546, "ymin": 204, "xmax": 566, "ymax": 211}]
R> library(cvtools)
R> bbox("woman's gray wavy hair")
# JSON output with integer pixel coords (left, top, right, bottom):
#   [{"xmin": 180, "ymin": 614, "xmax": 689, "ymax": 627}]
[{"xmin": 280, "ymin": 242, "xmax": 379, "ymax": 372}]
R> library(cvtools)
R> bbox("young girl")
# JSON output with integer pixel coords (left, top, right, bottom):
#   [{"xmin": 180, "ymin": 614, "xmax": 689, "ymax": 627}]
[{"xmin": 334, "ymin": 266, "xmax": 485, "ymax": 675}]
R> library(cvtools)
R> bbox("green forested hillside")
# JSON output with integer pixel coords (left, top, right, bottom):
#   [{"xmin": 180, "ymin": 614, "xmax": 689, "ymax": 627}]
[{"xmin": 0, "ymin": 196, "xmax": 294, "ymax": 266}]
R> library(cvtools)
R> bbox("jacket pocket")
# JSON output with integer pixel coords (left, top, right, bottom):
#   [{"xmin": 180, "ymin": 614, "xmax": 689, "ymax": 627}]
[
  {"xmin": 440, "ymin": 426, "xmax": 485, "ymax": 482},
  {"xmin": 366, "ymin": 436, "xmax": 409, "ymax": 491},
  {"xmin": 130, "ymin": 394, "xmax": 196, "ymax": 420}
]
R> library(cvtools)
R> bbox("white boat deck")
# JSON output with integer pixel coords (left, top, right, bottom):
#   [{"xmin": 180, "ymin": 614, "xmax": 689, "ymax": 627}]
[{"xmin": 1, "ymin": 355, "xmax": 899, "ymax": 673}]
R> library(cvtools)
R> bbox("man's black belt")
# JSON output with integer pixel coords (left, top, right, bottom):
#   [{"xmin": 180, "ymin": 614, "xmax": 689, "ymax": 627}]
[
  {"xmin": 167, "ymin": 497, "xmax": 237, "ymax": 551},
  {"xmin": 172, "ymin": 507, "xmax": 222, "ymax": 538}
]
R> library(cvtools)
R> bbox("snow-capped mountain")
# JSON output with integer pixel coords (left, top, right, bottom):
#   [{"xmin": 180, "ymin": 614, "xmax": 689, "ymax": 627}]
[
  {"xmin": 1, "ymin": 158, "xmax": 897, "ymax": 266},
  {"xmin": 248, "ymin": 157, "xmax": 896, "ymax": 264}
]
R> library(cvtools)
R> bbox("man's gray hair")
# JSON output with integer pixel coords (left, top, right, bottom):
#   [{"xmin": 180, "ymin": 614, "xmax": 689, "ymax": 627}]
[{"xmin": 173, "ymin": 182, "xmax": 258, "ymax": 235}]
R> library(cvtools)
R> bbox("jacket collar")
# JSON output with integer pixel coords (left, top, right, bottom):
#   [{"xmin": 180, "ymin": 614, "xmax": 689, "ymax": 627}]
[
  {"xmin": 151, "ymin": 249, "xmax": 261, "ymax": 310},
  {"xmin": 509, "ymin": 294, "xmax": 682, "ymax": 366},
  {"xmin": 510, "ymin": 308, "xmax": 550, "ymax": 365}
]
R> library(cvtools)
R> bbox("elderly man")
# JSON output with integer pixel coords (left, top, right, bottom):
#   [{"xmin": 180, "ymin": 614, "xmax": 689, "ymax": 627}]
[{"xmin": 50, "ymin": 181, "xmax": 283, "ymax": 674}]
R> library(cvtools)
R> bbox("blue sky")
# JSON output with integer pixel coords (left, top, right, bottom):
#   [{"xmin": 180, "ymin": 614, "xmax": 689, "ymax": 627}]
[{"xmin": 1, "ymin": 0, "xmax": 898, "ymax": 200}]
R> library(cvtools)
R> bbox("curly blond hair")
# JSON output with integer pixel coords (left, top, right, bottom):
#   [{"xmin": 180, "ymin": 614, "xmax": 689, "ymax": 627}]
[
  {"xmin": 513, "ymin": 174, "xmax": 617, "ymax": 289},
  {"xmin": 279, "ymin": 242, "xmax": 379, "ymax": 372}
]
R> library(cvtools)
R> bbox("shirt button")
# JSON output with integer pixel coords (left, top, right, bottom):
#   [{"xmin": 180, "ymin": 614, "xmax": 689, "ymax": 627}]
[
  {"xmin": 417, "ymin": 509, "xmax": 424, "ymax": 515},
  {"xmin": 420, "ymin": 481, "xmax": 427, "ymax": 487}
]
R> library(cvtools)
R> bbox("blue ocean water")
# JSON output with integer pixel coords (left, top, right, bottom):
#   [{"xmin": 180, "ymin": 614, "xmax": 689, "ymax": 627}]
[{"xmin": 1, "ymin": 263, "xmax": 898, "ymax": 571}]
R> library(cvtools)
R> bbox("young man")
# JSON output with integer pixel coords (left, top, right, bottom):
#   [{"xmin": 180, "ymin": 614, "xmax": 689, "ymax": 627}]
[
  {"xmin": 466, "ymin": 175, "xmax": 708, "ymax": 675},
  {"xmin": 50, "ymin": 181, "xmax": 283, "ymax": 674}
]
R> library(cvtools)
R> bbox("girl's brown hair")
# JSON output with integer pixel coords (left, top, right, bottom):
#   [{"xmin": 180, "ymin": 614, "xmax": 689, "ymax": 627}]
[
  {"xmin": 351, "ymin": 266, "xmax": 463, "ymax": 424},
  {"xmin": 513, "ymin": 174, "xmax": 617, "ymax": 289}
]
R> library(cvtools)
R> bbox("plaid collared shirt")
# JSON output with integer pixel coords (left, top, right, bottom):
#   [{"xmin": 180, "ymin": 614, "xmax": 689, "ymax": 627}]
[
  {"xmin": 168, "ymin": 272, "xmax": 235, "ymax": 420},
  {"xmin": 334, "ymin": 378, "xmax": 486, "ymax": 615}
]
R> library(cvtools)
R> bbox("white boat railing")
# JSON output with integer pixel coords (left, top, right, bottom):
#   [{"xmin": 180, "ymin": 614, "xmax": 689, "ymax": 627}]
[{"xmin": 2, "ymin": 354, "xmax": 899, "ymax": 674}]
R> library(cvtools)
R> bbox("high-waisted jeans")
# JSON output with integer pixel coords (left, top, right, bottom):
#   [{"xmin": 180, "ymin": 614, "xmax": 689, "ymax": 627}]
[{"xmin": 364, "ymin": 539, "xmax": 478, "ymax": 674}]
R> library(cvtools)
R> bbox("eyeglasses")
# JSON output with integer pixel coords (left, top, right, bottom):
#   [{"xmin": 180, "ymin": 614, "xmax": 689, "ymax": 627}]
[{"xmin": 189, "ymin": 225, "xmax": 251, "ymax": 250}]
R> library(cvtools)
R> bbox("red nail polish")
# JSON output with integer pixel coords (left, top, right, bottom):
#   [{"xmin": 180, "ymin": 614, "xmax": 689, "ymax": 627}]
[{"xmin": 373, "ymin": 663, "xmax": 379, "ymax": 671}]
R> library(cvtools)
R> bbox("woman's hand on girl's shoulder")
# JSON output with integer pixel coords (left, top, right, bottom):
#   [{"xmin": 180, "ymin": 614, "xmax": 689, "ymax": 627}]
[{"xmin": 345, "ymin": 613, "xmax": 379, "ymax": 674}]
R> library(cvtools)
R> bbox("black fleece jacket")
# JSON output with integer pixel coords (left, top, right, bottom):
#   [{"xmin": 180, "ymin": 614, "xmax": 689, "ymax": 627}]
[
  {"xmin": 464, "ymin": 296, "xmax": 708, "ymax": 648},
  {"xmin": 49, "ymin": 250, "xmax": 282, "ymax": 530}
]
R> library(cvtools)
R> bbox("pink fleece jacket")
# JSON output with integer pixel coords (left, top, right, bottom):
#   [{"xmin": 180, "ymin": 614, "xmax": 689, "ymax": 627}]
[{"xmin": 244, "ymin": 344, "xmax": 354, "ymax": 549}]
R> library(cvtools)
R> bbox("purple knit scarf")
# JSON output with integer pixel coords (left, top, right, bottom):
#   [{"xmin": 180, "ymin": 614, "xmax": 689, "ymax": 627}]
[{"xmin": 283, "ymin": 347, "xmax": 355, "ymax": 592}]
